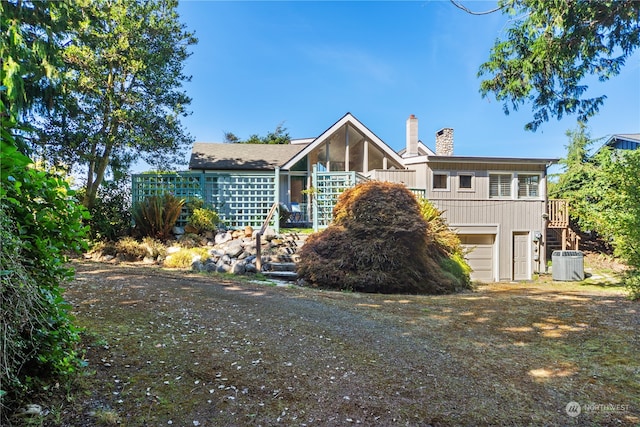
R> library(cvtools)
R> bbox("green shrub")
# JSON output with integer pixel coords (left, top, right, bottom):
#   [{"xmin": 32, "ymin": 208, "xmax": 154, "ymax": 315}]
[
  {"xmin": 439, "ymin": 253, "xmax": 472, "ymax": 290},
  {"xmin": 163, "ymin": 247, "xmax": 210, "ymax": 268},
  {"xmin": 115, "ymin": 237, "xmax": 147, "ymax": 261},
  {"xmin": 187, "ymin": 207, "xmax": 220, "ymax": 233},
  {"xmin": 625, "ymin": 270, "xmax": 640, "ymax": 301},
  {"xmin": 178, "ymin": 233, "xmax": 206, "ymax": 248},
  {"xmin": 1, "ymin": 126, "xmax": 88, "ymax": 406},
  {"xmin": 132, "ymin": 193, "xmax": 185, "ymax": 240},
  {"xmin": 418, "ymin": 198, "xmax": 464, "ymax": 256},
  {"xmin": 186, "ymin": 196, "xmax": 205, "ymax": 211},
  {"xmin": 89, "ymin": 240, "xmax": 118, "ymax": 257},
  {"xmin": 79, "ymin": 178, "xmax": 132, "ymax": 241},
  {"xmin": 141, "ymin": 237, "xmax": 166, "ymax": 259}
]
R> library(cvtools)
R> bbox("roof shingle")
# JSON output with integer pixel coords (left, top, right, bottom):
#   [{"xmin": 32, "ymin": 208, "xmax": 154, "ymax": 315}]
[{"xmin": 189, "ymin": 142, "xmax": 308, "ymax": 170}]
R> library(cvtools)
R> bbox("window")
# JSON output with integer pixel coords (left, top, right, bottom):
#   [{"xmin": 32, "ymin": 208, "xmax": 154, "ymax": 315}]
[
  {"xmin": 518, "ymin": 174, "xmax": 539, "ymax": 198},
  {"xmin": 489, "ymin": 173, "xmax": 511, "ymax": 198},
  {"xmin": 432, "ymin": 172, "xmax": 449, "ymax": 190},
  {"xmin": 458, "ymin": 173, "xmax": 474, "ymax": 191}
]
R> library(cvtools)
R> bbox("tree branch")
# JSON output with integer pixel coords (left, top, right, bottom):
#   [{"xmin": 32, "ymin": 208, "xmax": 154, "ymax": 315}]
[{"xmin": 450, "ymin": 0, "xmax": 504, "ymax": 15}]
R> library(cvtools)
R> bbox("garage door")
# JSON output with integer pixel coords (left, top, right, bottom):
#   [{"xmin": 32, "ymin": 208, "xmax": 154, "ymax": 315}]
[{"xmin": 460, "ymin": 234, "xmax": 495, "ymax": 282}]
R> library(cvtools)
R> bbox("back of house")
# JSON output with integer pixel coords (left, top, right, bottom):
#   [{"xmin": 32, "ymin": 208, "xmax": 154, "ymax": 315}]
[{"xmin": 133, "ymin": 113, "xmax": 561, "ymax": 283}]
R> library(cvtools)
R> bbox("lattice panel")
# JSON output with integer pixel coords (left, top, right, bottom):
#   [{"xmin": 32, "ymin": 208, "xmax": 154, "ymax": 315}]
[
  {"xmin": 131, "ymin": 173, "xmax": 204, "ymax": 225},
  {"xmin": 216, "ymin": 175, "xmax": 276, "ymax": 228},
  {"xmin": 132, "ymin": 172, "xmax": 276, "ymax": 228},
  {"xmin": 314, "ymin": 171, "xmax": 357, "ymax": 228}
]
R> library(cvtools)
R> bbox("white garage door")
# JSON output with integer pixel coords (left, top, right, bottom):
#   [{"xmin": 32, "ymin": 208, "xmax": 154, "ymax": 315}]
[{"xmin": 460, "ymin": 234, "xmax": 495, "ymax": 283}]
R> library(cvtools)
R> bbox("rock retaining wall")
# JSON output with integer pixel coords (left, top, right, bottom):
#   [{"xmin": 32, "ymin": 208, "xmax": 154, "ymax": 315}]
[{"xmin": 171, "ymin": 227, "xmax": 308, "ymax": 275}]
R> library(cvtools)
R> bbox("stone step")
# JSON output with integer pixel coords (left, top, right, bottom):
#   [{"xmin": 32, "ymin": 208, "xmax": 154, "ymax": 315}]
[
  {"xmin": 263, "ymin": 271, "xmax": 299, "ymax": 280},
  {"xmin": 265, "ymin": 262, "xmax": 297, "ymax": 272}
]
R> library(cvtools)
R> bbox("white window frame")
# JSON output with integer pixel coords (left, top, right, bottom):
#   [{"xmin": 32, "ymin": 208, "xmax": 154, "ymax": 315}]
[
  {"xmin": 432, "ymin": 171, "xmax": 450, "ymax": 191},
  {"xmin": 516, "ymin": 172, "xmax": 542, "ymax": 199},
  {"xmin": 489, "ymin": 172, "xmax": 513, "ymax": 199},
  {"xmin": 457, "ymin": 172, "xmax": 475, "ymax": 192}
]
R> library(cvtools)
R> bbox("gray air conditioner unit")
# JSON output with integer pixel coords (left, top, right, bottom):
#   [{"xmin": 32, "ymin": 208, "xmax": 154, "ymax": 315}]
[{"xmin": 552, "ymin": 250, "xmax": 585, "ymax": 281}]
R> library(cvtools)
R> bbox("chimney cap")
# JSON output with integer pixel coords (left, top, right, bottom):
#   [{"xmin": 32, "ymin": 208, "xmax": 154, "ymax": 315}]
[{"xmin": 409, "ymin": 114, "xmax": 416, "ymax": 119}]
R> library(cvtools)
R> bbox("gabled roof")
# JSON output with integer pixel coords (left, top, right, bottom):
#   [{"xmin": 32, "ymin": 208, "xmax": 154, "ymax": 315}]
[
  {"xmin": 281, "ymin": 112, "xmax": 406, "ymax": 170},
  {"xmin": 189, "ymin": 142, "xmax": 307, "ymax": 171}
]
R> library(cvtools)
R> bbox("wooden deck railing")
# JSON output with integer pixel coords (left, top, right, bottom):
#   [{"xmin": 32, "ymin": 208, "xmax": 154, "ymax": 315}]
[
  {"xmin": 546, "ymin": 199, "xmax": 580, "ymax": 251},
  {"xmin": 547, "ymin": 199, "xmax": 569, "ymax": 228}
]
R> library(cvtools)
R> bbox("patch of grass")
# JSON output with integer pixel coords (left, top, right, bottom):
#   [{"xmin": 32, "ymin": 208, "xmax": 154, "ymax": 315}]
[
  {"xmin": 280, "ymin": 227, "xmax": 314, "ymax": 234},
  {"xmin": 163, "ymin": 247, "xmax": 210, "ymax": 268},
  {"xmin": 91, "ymin": 407, "xmax": 121, "ymax": 425}
]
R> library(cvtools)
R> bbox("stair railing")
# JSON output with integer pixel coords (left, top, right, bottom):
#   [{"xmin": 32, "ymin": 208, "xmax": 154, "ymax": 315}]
[
  {"xmin": 547, "ymin": 199, "xmax": 569, "ymax": 228},
  {"xmin": 255, "ymin": 201, "xmax": 279, "ymax": 272},
  {"xmin": 565, "ymin": 227, "xmax": 581, "ymax": 250}
]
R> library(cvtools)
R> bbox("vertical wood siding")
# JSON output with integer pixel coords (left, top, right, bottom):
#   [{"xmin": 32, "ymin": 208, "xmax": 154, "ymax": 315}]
[{"xmin": 434, "ymin": 199, "xmax": 547, "ymax": 280}]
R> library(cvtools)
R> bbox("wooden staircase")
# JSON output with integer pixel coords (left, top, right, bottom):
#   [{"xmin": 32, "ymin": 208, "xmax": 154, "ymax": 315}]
[{"xmin": 546, "ymin": 200, "xmax": 580, "ymax": 258}]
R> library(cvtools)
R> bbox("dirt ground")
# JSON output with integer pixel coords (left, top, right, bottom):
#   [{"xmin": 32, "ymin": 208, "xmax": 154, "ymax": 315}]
[{"xmin": 16, "ymin": 260, "xmax": 639, "ymax": 426}]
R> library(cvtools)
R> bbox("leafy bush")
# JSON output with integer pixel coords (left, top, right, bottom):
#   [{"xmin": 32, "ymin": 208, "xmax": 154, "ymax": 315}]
[
  {"xmin": 625, "ymin": 271, "xmax": 640, "ymax": 301},
  {"xmin": 132, "ymin": 193, "xmax": 185, "ymax": 240},
  {"xmin": 178, "ymin": 233, "xmax": 206, "ymax": 248},
  {"xmin": 163, "ymin": 247, "xmax": 210, "ymax": 268},
  {"xmin": 297, "ymin": 181, "xmax": 472, "ymax": 294},
  {"xmin": 1, "ymin": 129, "xmax": 88, "ymax": 405},
  {"xmin": 88, "ymin": 237, "xmax": 166, "ymax": 261},
  {"xmin": 419, "ymin": 198, "xmax": 471, "ymax": 288},
  {"xmin": 187, "ymin": 207, "xmax": 220, "ymax": 233},
  {"xmin": 141, "ymin": 237, "xmax": 166, "ymax": 259},
  {"xmin": 79, "ymin": 178, "xmax": 132, "ymax": 241},
  {"xmin": 186, "ymin": 197, "xmax": 205, "ymax": 211},
  {"xmin": 88, "ymin": 240, "xmax": 118, "ymax": 257},
  {"xmin": 418, "ymin": 198, "xmax": 464, "ymax": 256},
  {"xmin": 115, "ymin": 237, "xmax": 148, "ymax": 261},
  {"xmin": 439, "ymin": 253, "xmax": 472, "ymax": 290}
]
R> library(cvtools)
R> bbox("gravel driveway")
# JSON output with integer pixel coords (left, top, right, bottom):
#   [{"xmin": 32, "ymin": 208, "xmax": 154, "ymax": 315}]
[{"xmin": 60, "ymin": 261, "xmax": 639, "ymax": 426}]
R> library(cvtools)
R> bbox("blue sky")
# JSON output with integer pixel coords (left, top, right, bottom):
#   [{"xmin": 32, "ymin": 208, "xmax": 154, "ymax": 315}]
[{"xmin": 167, "ymin": 0, "xmax": 639, "ymax": 171}]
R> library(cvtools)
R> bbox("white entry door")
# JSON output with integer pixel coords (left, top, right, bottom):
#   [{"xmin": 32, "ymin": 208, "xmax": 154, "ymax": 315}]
[{"xmin": 513, "ymin": 232, "xmax": 530, "ymax": 281}]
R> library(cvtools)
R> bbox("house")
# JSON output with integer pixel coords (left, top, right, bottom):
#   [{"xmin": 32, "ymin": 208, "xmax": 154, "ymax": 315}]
[
  {"xmin": 603, "ymin": 133, "xmax": 640, "ymax": 151},
  {"xmin": 133, "ymin": 113, "xmax": 559, "ymax": 282}
]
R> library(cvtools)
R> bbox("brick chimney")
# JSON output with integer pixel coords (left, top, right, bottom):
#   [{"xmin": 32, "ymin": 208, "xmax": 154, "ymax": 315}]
[
  {"xmin": 435, "ymin": 128, "xmax": 454, "ymax": 156},
  {"xmin": 406, "ymin": 114, "xmax": 418, "ymax": 157}
]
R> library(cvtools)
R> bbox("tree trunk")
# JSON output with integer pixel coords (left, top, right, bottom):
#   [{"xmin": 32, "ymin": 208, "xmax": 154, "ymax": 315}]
[{"xmin": 84, "ymin": 143, "xmax": 113, "ymax": 210}]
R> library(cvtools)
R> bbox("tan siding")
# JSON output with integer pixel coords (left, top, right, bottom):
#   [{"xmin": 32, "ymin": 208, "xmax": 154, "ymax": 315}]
[
  {"xmin": 403, "ymin": 159, "xmax": 549, "ymax": 281},
  {"xmin": 424, "ymin": 162, "xmax": 546, "ymax": 201},
  {"xmin": 369, "ymin": 169, "xmax": 416, "ymax": 187},
  {"xmin": 406, "ymin": 163, "xmax": 428, "ymax": 189},
  {"xmin": 435, "ymin": 199, "xmax": 546, "ymax": 280}
]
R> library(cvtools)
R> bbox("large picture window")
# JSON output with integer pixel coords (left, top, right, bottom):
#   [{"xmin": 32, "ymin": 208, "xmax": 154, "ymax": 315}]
[{"xmin": 489, "ymin": 173, "xmax": 511, "ymax": 198}]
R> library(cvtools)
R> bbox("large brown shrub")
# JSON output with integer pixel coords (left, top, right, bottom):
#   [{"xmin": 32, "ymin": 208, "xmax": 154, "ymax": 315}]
[{"xmin": 297, "ymin": 181, "xmax": 471, "ymax": 294}]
